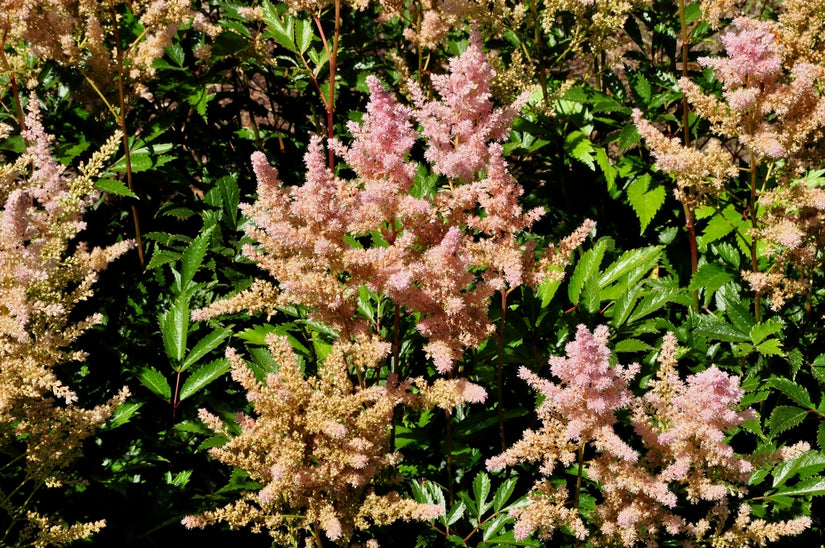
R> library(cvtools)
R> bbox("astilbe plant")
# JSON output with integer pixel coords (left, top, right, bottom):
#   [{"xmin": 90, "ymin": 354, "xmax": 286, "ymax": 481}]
[
  {"xmin": 634, "ymin": 13, "xmax": 825, "ymax": 312},
  {"xmin": 487, "ymin": 326, "xmax": 811, "ymax": 547},
  {"xmin": 185, "ymin": 32, "xmax": 592, "ymax": 545},
  {"xmin": 0, "ymin": 98, "xmax": 131, "ymax": 546}
]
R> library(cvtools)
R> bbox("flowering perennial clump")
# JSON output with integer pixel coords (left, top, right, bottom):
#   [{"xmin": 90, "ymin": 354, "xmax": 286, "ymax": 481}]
[
  {"xmin": 635, "ymin": 12, "xmax": 825, "ymax": 309},
  {"xmin": 488, "ymin": 327, "xmax": 810, "ymax": 546},
  {"xmin": 187, "ymin": 33, "xmax": 592, "ymax": 544},
  {"xmin": 0, "ymin": 98, "xmax": 131, "ymax": 545},
  {"xmin": 182, "ymin": 334, "xmax": 443, "ymax": 544}
]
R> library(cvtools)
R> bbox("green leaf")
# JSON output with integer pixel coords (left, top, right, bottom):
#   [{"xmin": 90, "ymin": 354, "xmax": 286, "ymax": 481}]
[
  {"xmin": 695, "ymin": 314, "xmax": 748, "ymax": 343},
  {"xmin": 616, "ymin": 123, "xmax": 641, "ymax": 151},
  {"xmin": 218, "ymin": 175, "xmax": 240, "ymax": 228},
  {"xmin": 181, "ymin": 327, "xmax": 233, "ymax": 372},
  {"xmin": 772, "ymin": 451, "xmax": 825, "ymax": 488},
  {"xmin": 626, "ymin": 174, "xmax": 666, "ymax": 233},
  {"xmin": 111, "ymin": 143, "xmax": 174, "ymax": 173},
  {"xmin": 611, "ymin": 282, "xmax": 643, "ymax": 328},
  {"xmin": 166, "ymin": 469, "xmax": 192, "ymax": 487},
  {"xmin": 772, "ymin": 476, "xmax": 825, "ymax": 497},
  {"xmin": 445, "ymin": 501, "xmax": 465, "ymax": 527},
  {"xmin": 813, "ymin": 354, "xmax": 825, "ymax": 384},
  {"xmin": 538, "ymin": 267, "xmax": 564, "ymax": 307},
  {"xmin": 179, "ymin": 359, "xmax": 231, "ymax": 401},
  {"xmin": 105, "ymin": 402, "xmax": 143, "ymax": 429},
  {"xmin": 626, "ymin": 279, "xmax": 677, "ymax": 324},
  {"xmin": 166, "ymin": 43, "xmax": 185, "ymax": 66},
  {"xmin": 564, "ymin": 131, "xmax": 595, "ymax": 170},
  {"xmin": 818, "ymin": 421, "xmax": 825, "ymax": 451},
  {"xmin": 697, "ymin": 204, "xmax": 742, "ymax": 250},
  {"xmin": 599, "ymin": 246, "xmax": 662, "ymax": 288},
  {"xmin": 181, "ymin": 225, "xmax": 215, "ymax": 289},
  {"xmin": 768, "ymin": 377, "xmax": 813, "ymax": 408},
  {"xmin": 595, "ymin": 148, "xmax": 617, "ymax": 191},
  {"xmin": 630, "ymin": 71, "xmax": 652, "ymax": 103},
  {"xmin": 262, "ymin": 0, "xmax": 297, "ymax": 53},
  {"xmin": 95, "ymin": 178, "xmax": 137, "ymax": 199},
  {"xmin": 750, "ymin": 319, "xmax": 784, "ymax": 345},
  {"xmin": 473, "ymin": 472, "xmax": 492, "ymax": 515},
  {"xmin": 138, "ymin": 367, "xmax": 171, "ymax": 400},
  {"xmin": 756, "ymin": 339, "xmax": 784, "ymax": 357},
  {"xmin": 295, "ymin": 18, "xmax": 313, "ymax": 53},
  {"xmin": 482, "ymin": 513, "xmax": 510, "ymax": 542},
  {"xmin": 159, "ymin": 294, "xmax": 190, "ymax": 364},
  {"xmin": 568, "ymin": 240, "xmax": 607, "ymax": 305},
  {"xmin": 769, "ymin": 406, "xmax": 809, "ymax": 435},
  {"xmin": 147, "ymin": 249, "xmax": 181, "ymax": 270},
  {"xmin": 581, "ymin": 273, "xmax": 601, "ymax": 314},
  {"xmin": 493, "ymin": 478, "xmax": 517, "ymax": 512},
  {"xmin": 198, "ymin": 434, "xmax": 229, "ymax": 451},
  {"xmin": 614, "ymin": 338, "xmax": 653, "ymax": 352},
  {"xmin": 688, "ymin": 263, "xmax": 733, "ymax": 294}
]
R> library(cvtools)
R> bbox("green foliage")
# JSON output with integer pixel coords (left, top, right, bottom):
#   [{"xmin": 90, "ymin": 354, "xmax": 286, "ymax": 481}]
[{"xmin": 2, "ymin": 0, "xmax": 823, "ymax": 544}]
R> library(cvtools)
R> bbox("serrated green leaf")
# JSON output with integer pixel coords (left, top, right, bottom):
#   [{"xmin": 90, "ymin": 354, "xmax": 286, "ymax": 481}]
[
  {"xmin": 695, "ymin": 314, "xmax": 749, "ymax": 343},
  {"xmin": 95, "ymin": 178, "xmax": 138, "ymax": 198},
  {"xmin": 599, "ymin": 246, "xmax": 662, "ymax": 288},
  {"xmin": 617, "ymin": 123, "xmax": 641, "ymax": 151},
  {"xmin": 631, "ymin": 72, "xmax": 652, "ymax": 103},
  {"xmin": 295, "ymin": 18, "xmax": 313, "ymax": 53},
  {"xmin": 105, "ymin": 402, "xmax": 143, "ymax": 430},
  {"xmin": 581, "ymin": 273, "xmax": 601, "ymax": 314},
  {"xmin": 262, "ymin": 0, "xmax": 297, "ymax": 53},
  {"xmin": 568, "ymin": 240, "xmax": 607, "ymax": 305},
  {"xmin": 818, "ymin": 421, "xmax": 825, "ymax": 451},
  {"xmin": 445, "ymin": 501, "xmax": 466, "ymax": 526},
  {"xmin": 714, "ymin": 242, "xmax": 741, "ymax": 269},
  {"xmin": 174, "ymin": 420, "xmax": 211, "ymax": 434},
  {"xmin": 697, "ymin": 204, "xmax": 742, "ymax": 250},
  {"xmin": 768, "ymin": 377, "xmax": 813, "ymax": 408},
  {"xmin": 181, "ymin": 225, "xmax": 215, "ymax": 289},
  {"xmin": 772, "ymin": 476, "xmax": 825, "ymax": 497},
  {"xmin": 626, "ymin": 280, "xmax": 677, "ymax": 324},
  {"xmin": 198, "ymin": 434, "xmax": 229, "ymax": 451},
  {"xmin": 689, "ymin": 263, "xmax": 733, "ymax": 293},
  {"xmin": 614, "ymin": 338, "xmax": 653, "ymax": 352},
  {"xmin": 159, "ymin": 294, "xmax": 190, "ymax": 364},
  {"xmin": 769, "ymin": 405, "xmax": 809, "ymax": 435},
  {"xmin": 772, "ymin": 451, "xmax": 825, "ymax": 488},
  {"xmin": 218, "ymin": 175, "xmax": 240, "ymax": 228},
  {"xmin": 594, "ymin": 148, "xmax": 617, "ymax": 191},
  {"xmin": 626, "ymin": 174, "xmax": 665, "ymax": 233},
  {"xmin": 179, "ymin": 359, "xmax": 231, "ymax": 401},
  {"xmin": 482, "ymin": 513, "xmax": 510, "ymax": 542},
  {"xmin": 717, "ymin": 286, "xmax": 757, "ymax": 333},
  {"xmin": 564, "ymin": 131, "xmax": 595, "ymax": 170},
  {"xmin": 756, "ymin": 339, "xmax": 784, "ymax": 357},
  {"xmin": 181, "ymin": 327, "xmax": 232, "ymax": 372},
  {"xmin": 147, "ymin": 249, "xmax": 181, "ymax": 270},
  {"xmin": 493, "ymin": 477, "xmax": 517, "ymax": 512},
  {"xmin": 138, "ymin": 367, "xmax": 171, "ymax": 400},
  {"xmin": 473, "ymin": 472, "xmax": 492, "ymax": 515},
  {"xmin": 538, "ymin": 267, "xmax": 564, "ymax": 307},
  {"xmin": 750, "ymin": 319, "xmax": 784, "ymax": 345},
  {"xmin": 611, "ymin": 282, "xmax": 643, "ymax": 328}
]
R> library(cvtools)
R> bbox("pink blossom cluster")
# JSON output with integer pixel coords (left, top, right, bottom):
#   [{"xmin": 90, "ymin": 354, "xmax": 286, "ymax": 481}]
[
  {"xmin": 231, "ymin": 32, "xmax": 589, "ymax": 374},
  {"xmin": 488, "ymin": 328, "xmax": 767, "ymax": 546}
]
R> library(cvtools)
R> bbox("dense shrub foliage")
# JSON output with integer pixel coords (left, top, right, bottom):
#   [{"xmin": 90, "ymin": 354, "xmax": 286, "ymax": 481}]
[{"xmin": 1, "ymin": 0, "xmax": 824, "ymax": 546}]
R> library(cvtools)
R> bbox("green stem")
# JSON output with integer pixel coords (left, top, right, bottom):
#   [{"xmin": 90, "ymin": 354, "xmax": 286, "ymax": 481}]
[
  {"xmin": 748, "ymin": 147, "xmax": 762, "ymax": 321},
  {"xmin": 572, "ymin": 442, "xmax": 585, "ymax": 511},
  {"xmin": 497, "ymin": 289, "xmax": 508, "ymax": 452},
  {"xmin": 111, "ymin": 2, "xmax": 145, "ymax": 269}
]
